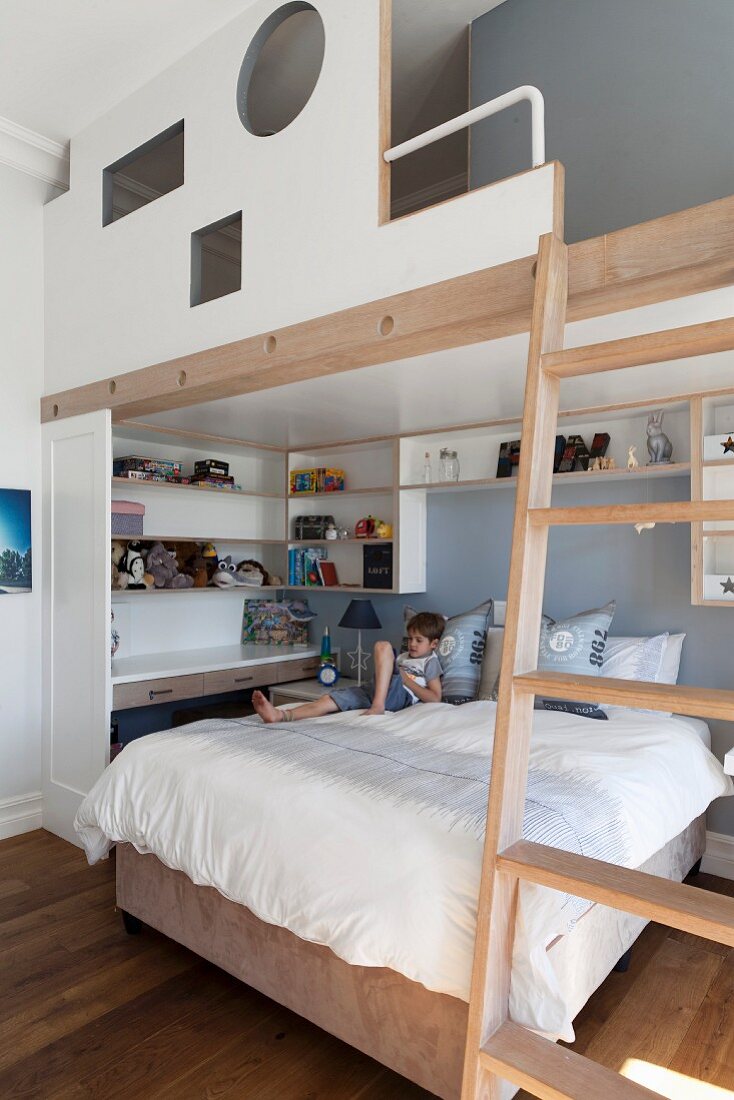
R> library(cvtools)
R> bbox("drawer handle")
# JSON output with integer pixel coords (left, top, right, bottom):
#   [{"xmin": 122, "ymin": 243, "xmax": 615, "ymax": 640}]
[
  {"xmin": 149, "ymin": 688, "xmax": 174, "ymax": 700},
  {"xmin": 234, "ymin": 675, "xmax": 254, "ymax": 684}
]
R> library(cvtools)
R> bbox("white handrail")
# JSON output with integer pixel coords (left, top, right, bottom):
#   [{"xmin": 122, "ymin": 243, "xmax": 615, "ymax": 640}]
[{"xmin": 383, "ymin": 85, "xmax": 545, "ymax": 168}]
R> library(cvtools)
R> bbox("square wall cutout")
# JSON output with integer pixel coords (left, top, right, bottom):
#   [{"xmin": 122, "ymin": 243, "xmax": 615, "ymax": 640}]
[
  {"xmin": 103, "ymin": 120, "xmax": 184, "ymax": 226},
  {"xmin": 190, "ymin": 212, "xmax": 243, "ymax": 306}
]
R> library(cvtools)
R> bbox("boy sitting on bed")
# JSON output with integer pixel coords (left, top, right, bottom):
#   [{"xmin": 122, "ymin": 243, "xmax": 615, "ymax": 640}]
[{"xmin": 252, "ymin": 611, "xmax": 445, "ymax": 722}]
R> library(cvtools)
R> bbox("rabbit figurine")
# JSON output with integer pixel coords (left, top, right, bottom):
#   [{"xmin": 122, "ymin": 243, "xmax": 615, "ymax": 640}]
[{"xmin": 646, "ymin": 410, "xmax": 673, "ymax": 464}]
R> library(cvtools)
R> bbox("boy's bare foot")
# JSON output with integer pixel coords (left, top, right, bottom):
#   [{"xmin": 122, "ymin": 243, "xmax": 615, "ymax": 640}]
[
  {"xmin": 364, "ymin": 704, "xmax": 386, "ymax": 716},
  {"xmin": 252, "ymin": 690, "xmax": 283, "ymax": 724}
]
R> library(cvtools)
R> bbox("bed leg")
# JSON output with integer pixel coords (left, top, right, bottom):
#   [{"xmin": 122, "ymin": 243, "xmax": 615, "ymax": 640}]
[
  {"xmin": 689, "ymin": 857, "xmax": 702, "ymax": 876},
  {"xmin": 121, "ymin": 909, "xmax": 143, "ymax": 935},
  {"xmin": 613, "ymin": 946, "xmax": 633, "ymax": 973}
]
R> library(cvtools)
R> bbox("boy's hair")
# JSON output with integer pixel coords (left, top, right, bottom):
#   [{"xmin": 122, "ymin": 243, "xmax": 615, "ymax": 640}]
[{"xmin": 406, "ymin": 611, "xmax": 445, "ymax": 643}]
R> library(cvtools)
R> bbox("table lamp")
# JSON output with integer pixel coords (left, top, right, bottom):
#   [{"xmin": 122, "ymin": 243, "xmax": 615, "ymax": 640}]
[{"xmin": 338, "ymin": 599, "xmax": 382, "ymax": 686}]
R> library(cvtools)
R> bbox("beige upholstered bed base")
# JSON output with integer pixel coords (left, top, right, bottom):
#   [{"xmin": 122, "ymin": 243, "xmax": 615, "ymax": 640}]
[{"xmin": 116, "ymin": 815, "xmax": 705, "ymax": 1100}]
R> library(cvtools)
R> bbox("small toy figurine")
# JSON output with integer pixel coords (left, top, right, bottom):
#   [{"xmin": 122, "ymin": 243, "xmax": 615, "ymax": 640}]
[
  {"xmin": 646, "ymin": 410, "xmax": 673, "ymax": 464},
  {"xmin": 627, "ymin": 445, "xmax": 639, "ymax": 470},
  {"xmin": 376, "ymin": 521, "xmax": 393, "ymax": 538}
]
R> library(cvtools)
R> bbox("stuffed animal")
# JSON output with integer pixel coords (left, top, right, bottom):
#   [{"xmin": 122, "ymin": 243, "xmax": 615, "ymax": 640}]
[
  {"xmin": 236, "ymin": 558, "xmax": 271, "ymax": 587},
  {"xmin": 211, "ymin": 556, "xmax": 239, "ymax": 587},
  {"xmin": 201, "ymin": 542, "xmax": 218, "ymax": 582},
  {"xmin": 146, "ymin": 541, "xmax": 194, "ymax": 589},
  {"xmin": 182, "ymin": 548, "xmax": 209, "ymax": 588},
  {"xmin": 119, "ymin": 541, "xmax": 150, "ymax": 590},
  {"xmin": 111, "ymin": 540, "xmax": 129, "ymax": 590}
]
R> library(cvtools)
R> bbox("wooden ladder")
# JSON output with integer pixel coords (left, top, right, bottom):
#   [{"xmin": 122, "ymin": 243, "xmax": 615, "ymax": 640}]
[{"xmin": 461, "ymin": 231, "xmax": 734, "ymax": 1100}]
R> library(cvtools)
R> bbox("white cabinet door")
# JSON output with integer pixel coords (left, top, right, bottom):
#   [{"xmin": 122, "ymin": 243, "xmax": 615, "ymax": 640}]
[{"xmin": 42, "ymin": 410, "xmax": 111, "ymax": 843}]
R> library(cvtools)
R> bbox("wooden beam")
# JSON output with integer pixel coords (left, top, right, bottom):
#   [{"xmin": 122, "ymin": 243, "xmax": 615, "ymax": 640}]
[
  {"xmin": 529, "ymin": 500, "xmax": 734, "ymax": 527},
  {"xmin": 498, "ymin": 841, "xmax": 734, "ymax": 948},
  {"xmin": 41, "ymin": 192, "xmax": 734, "ymax": 424},
  {"xmin": 514, "ymin": 669, "xmax": 734, "ymax": 722},
  {"xmin": 480, "ymin": 1021, "xmax": 661, "ymax": 1100},
  {"xmin": 543, "ymin": 316, "xmax": 734, "ymax": 378}
]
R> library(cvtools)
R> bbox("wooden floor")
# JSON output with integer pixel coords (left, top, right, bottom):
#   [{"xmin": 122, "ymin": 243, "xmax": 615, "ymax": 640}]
[{"xmin": 1, "ymin": 832, "xmax": 732, "ymax": 1100}]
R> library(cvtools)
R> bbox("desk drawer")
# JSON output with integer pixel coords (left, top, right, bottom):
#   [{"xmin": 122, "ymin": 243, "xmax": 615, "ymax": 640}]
[
  {"xmin": 203, "ymin": 664, "xmax": 274, "ymax": 696},
  {"xmin": 277, "ymin": 656, "xmax": 321, "ymax": 682},
  {"xmin": 113, "ymin": 674, "xmax": 204, "ymax": 711}
]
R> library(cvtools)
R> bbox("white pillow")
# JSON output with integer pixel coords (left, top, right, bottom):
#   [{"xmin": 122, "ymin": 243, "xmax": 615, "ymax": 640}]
[
  {"xmin": 602, "ymin": 634, "xmax": 668, "ymax": 683},
  {"xmin": 658, "ymin": 633, "xmax": 685, "ymax": 684}
]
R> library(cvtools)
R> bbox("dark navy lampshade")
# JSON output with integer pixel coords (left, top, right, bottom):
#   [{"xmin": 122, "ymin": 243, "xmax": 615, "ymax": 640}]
[{"xmin": 339, "ymin": 599, "xmax": 382, "ymax": 631}]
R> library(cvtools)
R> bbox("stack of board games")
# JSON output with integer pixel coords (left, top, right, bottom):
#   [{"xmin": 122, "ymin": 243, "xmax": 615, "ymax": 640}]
[
  {"xmin": 290, "ymin": 468, "xmax": 345, "ymax": 494},
  {"xmin": 113, "ymin": 456, "xmax": 188, "ymax": 483},
  {"xmin": 190, "ymin": 457, "xmax": 239, "ymax": 490}
]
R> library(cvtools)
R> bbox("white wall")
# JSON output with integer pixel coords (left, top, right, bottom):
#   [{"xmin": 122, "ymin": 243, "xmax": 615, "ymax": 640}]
[
  {"xmin": 44, "ymin": 0, "xmax": 558, "ymax": 394},
  {"xmin": 0, "ymin": 164, "xmax": 56, "ymax": 837}
]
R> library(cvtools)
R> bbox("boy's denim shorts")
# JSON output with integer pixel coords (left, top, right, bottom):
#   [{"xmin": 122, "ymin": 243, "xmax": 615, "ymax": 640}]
[{"xmin": 330, "ymin": 671, "xmax": 414, "ymax": 713}]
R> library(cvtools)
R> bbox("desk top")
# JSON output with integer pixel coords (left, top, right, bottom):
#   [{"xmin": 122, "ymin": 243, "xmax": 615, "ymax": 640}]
[{"xmin": 112, "ymin": 644, "xmax": 321, "ymax": 685}]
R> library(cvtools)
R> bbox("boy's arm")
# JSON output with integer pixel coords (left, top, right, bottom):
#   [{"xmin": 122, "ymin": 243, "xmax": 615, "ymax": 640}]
[{"xmin": 399, "ymin": 670, "xmax": 443, "ymax": 704}]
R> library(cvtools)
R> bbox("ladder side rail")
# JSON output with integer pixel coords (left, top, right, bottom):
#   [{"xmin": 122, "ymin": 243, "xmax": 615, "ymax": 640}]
[{"xmin": 461, "ymin": 232, "xmax": 568, "ymax": 1100}]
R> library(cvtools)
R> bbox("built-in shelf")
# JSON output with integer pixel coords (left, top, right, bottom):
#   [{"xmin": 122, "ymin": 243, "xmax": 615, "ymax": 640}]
[
  {"xmin": 289, "ymin": 487, "xmax": 393, "ymax": 499},
  {"xmin": 111, "ymin": 534, "xmax": 286, "ymax": 544},
  {"xmin": 287, "ymin": 538, "xmax": 392, "ymax": 545},
  {"xmin": 702, "ymin": 530, "xmax": 734, "ymax": 538},
  {"xmin": 112, "ymin": 477, "xmax": 281, "ymax": 499},
  {"xmin": 400, "ymin": 462, "xmax": 692, "ymax": 493},
  {"xmin": 702, "ymin": 459, "xmax": 734, "ymax": 469}
]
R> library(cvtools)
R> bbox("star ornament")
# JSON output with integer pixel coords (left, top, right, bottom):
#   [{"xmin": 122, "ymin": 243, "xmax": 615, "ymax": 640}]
[
  {"xmin": 721, "ymin": 577, "xmax": 734, "ymax": 595},
  {"xmin": 722, "ymin": 436, "xmax": 734, "ymax": 455},
  {"xmin": 346, "ymin": 645, "xmax": 370, "ymax": 677}
]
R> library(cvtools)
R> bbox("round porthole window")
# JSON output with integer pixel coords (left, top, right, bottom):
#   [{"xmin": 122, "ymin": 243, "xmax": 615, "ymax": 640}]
[{"xmin": 237, "ymin": 3, "xmax": 325, "ymax": 137}]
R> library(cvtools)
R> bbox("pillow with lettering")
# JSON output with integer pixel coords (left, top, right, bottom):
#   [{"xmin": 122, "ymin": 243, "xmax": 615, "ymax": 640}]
[
  {"xmin": 438, "ymin": 600, "xmax": 493, "ymax": 705},
  {"xmin": 538, "ymin": 601, "xmax": 616, "ymax": 719}
]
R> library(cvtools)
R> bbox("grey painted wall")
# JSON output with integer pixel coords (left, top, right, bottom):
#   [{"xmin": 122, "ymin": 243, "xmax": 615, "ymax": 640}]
[
  {"xmin": 469, "ymin": 0, "xmax": 734, "ymax": 242},
  {"xmin": 308, "ymin": 475, "xmax": 734, "ymax": 833}
]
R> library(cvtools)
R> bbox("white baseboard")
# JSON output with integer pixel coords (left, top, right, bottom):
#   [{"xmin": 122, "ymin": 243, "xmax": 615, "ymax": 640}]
[
  {"xmin": 702, "ymin": 830, "xmax": 734, "ymax": 880},
  {"xmin": 0, "ymin": 792, "xmax": 43, "ymax": 841}
]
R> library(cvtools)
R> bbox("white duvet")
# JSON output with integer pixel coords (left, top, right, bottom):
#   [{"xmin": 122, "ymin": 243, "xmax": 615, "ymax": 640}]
[{"xmin": 75, "ymin": 702, "xmax": 731, "ymax": 1039}]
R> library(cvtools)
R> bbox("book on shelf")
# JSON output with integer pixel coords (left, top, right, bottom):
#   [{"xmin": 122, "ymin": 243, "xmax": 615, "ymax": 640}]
[
  {"xmin": 317, "ymin": 560, "xmax": 339, "ymax": 586},
  {"xmin": 288, "ymin": 547, "xmax": 328, "ymax": 586}
]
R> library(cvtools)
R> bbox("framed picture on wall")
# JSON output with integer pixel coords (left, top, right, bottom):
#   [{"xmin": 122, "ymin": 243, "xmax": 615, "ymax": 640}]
[{"xmin": 0, "ymin": 489, "xmax": 32, "ymax": 594}]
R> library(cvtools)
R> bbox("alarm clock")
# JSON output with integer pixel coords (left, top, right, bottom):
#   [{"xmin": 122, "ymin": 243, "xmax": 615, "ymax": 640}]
[{"xmin": 317, "ymin": 661, "xmax": 340, "ymax": 687}]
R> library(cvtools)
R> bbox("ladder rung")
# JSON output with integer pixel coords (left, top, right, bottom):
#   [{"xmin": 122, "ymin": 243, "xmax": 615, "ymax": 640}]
[
  {"xmin": 480, "ymin": 1020, "xmax": 662, "ymax": 1099},
  {"xmin": 498, "ymin": 841, "xmax": 734, "ymax": 948},
  {"xmin": 529, "ymin": 500, "xmax": 734, "ymax": 527},
  {"xmin": 514, "ymin": 669, "xmax": 734, "ymax": 721},
  {"xmin": 542, "ymin": 316, "xmax": 734, "ymax": 379}
]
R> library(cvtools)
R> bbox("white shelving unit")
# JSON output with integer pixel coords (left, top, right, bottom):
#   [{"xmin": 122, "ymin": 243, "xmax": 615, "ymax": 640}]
[{"xmin": 695, "ymin": 396, "xmax": 734, "ymax": 605}]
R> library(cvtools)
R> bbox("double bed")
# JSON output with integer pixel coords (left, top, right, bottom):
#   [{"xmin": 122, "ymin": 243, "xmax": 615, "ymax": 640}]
[{"xmin": 76, "ymin": 701, "xmax": 732, "ymax": 1099}]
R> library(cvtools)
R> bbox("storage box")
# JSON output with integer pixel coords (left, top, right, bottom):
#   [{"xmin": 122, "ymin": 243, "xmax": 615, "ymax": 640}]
[
  {"xmin": 363, "ymin": 544, "xmax": 393, "ymax": 589},
  {"xmin": 111, "ymin": 500, "xmax": 145, "ymax": 535}
]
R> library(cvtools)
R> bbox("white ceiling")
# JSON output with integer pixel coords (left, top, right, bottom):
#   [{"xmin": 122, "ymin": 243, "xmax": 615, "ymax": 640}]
[
  {"xmin": 0, "ymin": 0, "xmax": 506, "ymax": 147},
  {"xmin": 137, "ymin": 287, "xmax": 734, "ymax": 449}
]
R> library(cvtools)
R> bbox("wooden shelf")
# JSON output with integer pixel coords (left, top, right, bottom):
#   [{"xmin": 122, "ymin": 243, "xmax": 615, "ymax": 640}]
[
  {"xmin": 401, "ymin": 462, "xmax": 691, "ymax": 493},
  {"xmin": 288, "ymin": 487, "xmax": 392, "ymax": 499},
  {"xmin": 702, "ymin": 529, "xmax": 734, "ymax": 537},
  {"xmin": 111, "ymin": 534, "xmax": 286, "ymax": 544},
  {"xmin": 112, "ymin": 585, "xmax": 284, "ymax": 599},
  {"xmin": 703, "ymin": 459, "xmax": 734, "ymax": 469},
  {"xmin": 112, "ymin": 477, "xmax": 281, "ymax": 499},
  {"xmin": 287, "ymin": 538, "xmax": 392, "ymax": 545},
  {"xmin": 285, "ymin": 585, "xmax": 394, "ymax": 594}
]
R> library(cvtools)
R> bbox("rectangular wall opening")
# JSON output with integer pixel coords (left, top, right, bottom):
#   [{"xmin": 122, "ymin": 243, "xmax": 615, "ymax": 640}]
[
  {"xmin": 102, "ymin": 120, "xmax": 184, "ymax": 227},
  {"xmin": 190, "ymin": 212, "xmax": 243, "ymax": 307}
]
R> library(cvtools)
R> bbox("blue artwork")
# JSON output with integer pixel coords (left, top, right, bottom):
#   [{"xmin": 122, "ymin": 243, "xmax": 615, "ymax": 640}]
[{"xmin": 0, "ymin": 489, "xmax": 32, "ymax": 594}]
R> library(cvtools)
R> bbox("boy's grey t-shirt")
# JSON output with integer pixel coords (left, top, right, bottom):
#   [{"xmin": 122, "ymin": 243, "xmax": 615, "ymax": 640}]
[{"xmin": 396, "ymin": 652, "xmax": 443, "ymax": 702}]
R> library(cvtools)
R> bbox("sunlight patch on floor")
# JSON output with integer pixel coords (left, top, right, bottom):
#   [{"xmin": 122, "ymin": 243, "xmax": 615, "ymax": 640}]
[{"xmin": 621, "ymin": 1059, "xmax": 732, "ymax": 1099}]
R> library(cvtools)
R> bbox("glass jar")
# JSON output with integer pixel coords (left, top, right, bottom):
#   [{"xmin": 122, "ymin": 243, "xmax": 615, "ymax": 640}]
[{"xmin": 439, "ymin": 447, "xmax": 460, "ymax": 482}]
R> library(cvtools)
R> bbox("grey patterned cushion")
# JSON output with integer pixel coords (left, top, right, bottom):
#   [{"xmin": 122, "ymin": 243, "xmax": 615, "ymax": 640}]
[
  {"xmin": 476, "ymin": 626, "xmax": 504, "ymax": 701},
  {"xmin": 538, "ymin": 601, "xmax": 616, "ymax": 719},
  {"xmin": 437, "ymin": 600, "xmax": 493, "ymax": 705}
]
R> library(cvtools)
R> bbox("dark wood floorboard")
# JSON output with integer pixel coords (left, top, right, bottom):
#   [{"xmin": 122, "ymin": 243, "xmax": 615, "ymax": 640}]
[{"xmin": 2, "ymin": 832, "xmax": 733, "ymax": 1099}]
